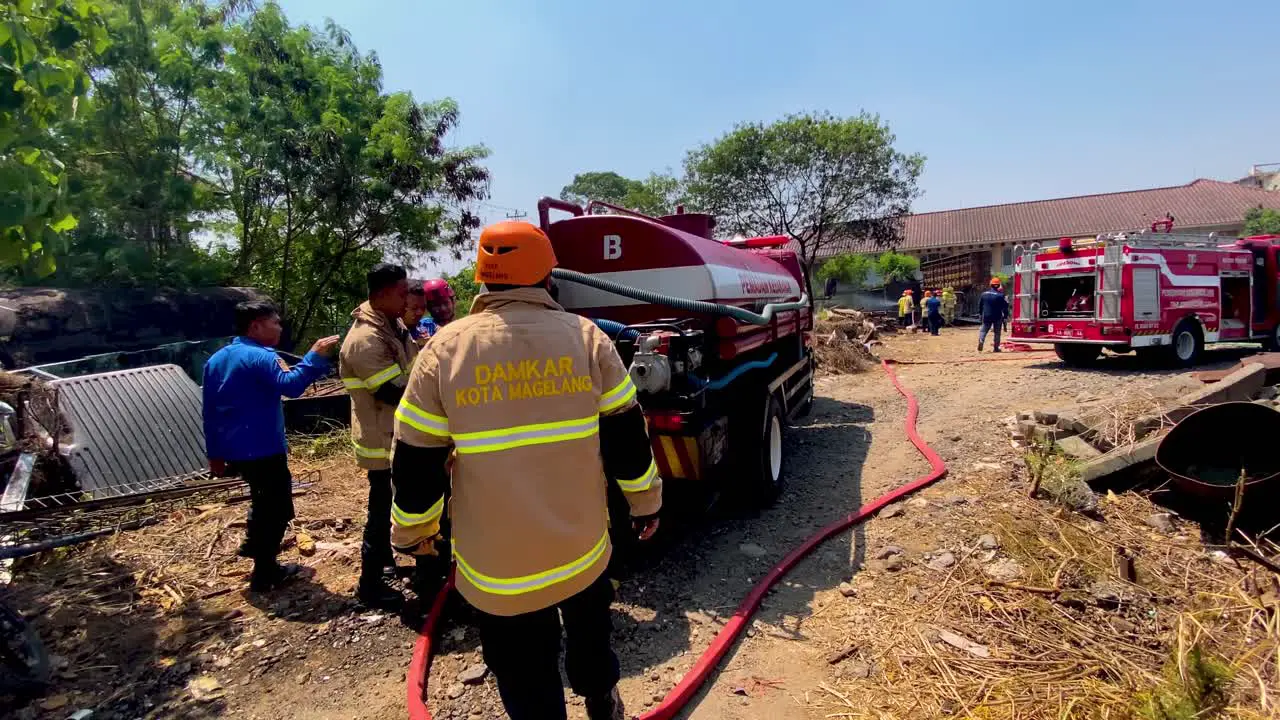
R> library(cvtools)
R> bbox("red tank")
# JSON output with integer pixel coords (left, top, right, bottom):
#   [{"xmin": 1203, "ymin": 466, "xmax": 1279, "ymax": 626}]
[{"xmin": 541, "ymin": 200, "xmax": 804, "ymax": 327}]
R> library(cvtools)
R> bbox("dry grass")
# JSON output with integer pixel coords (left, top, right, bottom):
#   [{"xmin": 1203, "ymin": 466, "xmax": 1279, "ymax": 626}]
[
  {"xmin": 815, "ymin": 468, "xmax": 1280, "ymax": 720},
  {"xmin": 1085, "ymin": 387, "xmax": 1176, "ymax": 450}
]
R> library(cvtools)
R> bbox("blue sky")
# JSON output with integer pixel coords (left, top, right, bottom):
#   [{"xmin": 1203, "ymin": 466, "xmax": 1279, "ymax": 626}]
[{"xmin": 276, "ymin": 0, "xmax": 1279, "ymax": 273}]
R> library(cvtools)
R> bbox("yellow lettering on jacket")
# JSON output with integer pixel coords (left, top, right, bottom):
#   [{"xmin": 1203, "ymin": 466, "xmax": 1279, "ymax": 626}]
[{"xmin": 456, "ymin": 356, "xmax": 589, "ymax": 407}]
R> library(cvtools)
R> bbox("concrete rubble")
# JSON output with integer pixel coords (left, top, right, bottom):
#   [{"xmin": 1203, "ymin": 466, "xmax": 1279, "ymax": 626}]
[{"xmin": 1010, "ymin": 362, "xmax": 1272, "ymax": 484}]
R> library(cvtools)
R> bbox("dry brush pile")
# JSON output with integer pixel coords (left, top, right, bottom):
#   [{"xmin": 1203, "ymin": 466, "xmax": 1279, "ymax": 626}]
[{"xmin": 813, "ymin": 466, "xmax": 1279, "ymax": 720}]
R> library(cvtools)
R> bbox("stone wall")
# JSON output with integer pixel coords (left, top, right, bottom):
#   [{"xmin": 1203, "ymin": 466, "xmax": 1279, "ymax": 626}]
[{"xmin": 0, "ymin": 287, "xmax": 269, "ymax": 368}]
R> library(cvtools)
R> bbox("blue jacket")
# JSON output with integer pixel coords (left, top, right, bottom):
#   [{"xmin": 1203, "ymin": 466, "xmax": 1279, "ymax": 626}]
[
  {"xmin": 924, "ymin": 296, "xmax": 942, "ymax": 316},
  {"xmin": 202, "ymin": 337, "xmax": 330, "ymax": 462},
  {"xmin": 979, "ymin": 289, "xmax": 1010, "ymax": 322}
]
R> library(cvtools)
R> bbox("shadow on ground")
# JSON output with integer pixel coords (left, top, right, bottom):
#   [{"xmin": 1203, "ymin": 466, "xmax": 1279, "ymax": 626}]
[{"xmin": 594, "ymin": 395, "xmax": 875, "ymax": 709}]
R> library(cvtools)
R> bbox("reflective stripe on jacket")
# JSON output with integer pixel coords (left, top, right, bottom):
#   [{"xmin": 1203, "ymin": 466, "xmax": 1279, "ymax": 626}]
[
  {"xmin": 339, "ymin": 302, "xmax": 419, "ymax": 470},
  {"xmin": 897, "ymin": 295, "xmax": 914, "ymax": 316},
  {"xmin": 392, "ymin": 287, "xmax": 661, "ymax": 617}
]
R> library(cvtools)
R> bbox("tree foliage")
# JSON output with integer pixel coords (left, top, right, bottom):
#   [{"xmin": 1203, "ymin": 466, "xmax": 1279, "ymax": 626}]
[
  {"xmin": 54, "ymin": 0, "xmax": 232, "ymax": 287},
  {"xmin": 874, "ymin": 251, "xmax": 919, "ymax": 284},
  {"xmin": 1244, "ymin": 207, "xmax": 1280, "ymax": 236},
  {"xmin": 201, "ymin": 4, "xmax": 488, "ymax": 344},
  {"xmin": 684, "ymin": 111, "xmax": 923, "ymax": 294},
  {"xmin": 0, "ymin": 0, "xmax": 110, "ymax": 278},
  {"xmin": 560, "ymin": 170, "xmax": 683, "ymax": 217},
  {"xmin": 816, "ymin": 253, "xmax": 873, "ymax": 288},
  {"xmin": 4, "ymin": 0, "xmax": 490, "ymax": 350}
]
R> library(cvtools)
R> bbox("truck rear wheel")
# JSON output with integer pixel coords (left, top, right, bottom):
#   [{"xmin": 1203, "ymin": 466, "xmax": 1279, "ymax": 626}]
[
  {"xmin": 1169, "ymin": 320, "xmax": 1204, "ymax": 366},
  {"xmin": 1054, "ymin": 344, "xmax": 1101, "ymax": 367},
  {"xmin": 735, "ymin": 392, "xmax": 787, "ymax": 506}
]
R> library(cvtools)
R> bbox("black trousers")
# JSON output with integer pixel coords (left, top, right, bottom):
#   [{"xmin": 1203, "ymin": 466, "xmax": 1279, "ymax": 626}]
[
  {"xmin": 362, "ymin": 469, "xmax": 450, "ymax": 593},
  {"xmin": 233, "ymin": 454, "xmax": 294, "ymax": 568},
  {"xmin": 362, "ymin": 468, "xmax": 395, "ymax": 581},
  {"xmin": 476, "ymin": 573, "xmax": 620, "ymax": 720}
]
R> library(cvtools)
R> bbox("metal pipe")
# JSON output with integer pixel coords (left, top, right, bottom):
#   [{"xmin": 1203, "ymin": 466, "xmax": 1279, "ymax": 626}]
[
  {"xmin": 583, "ymin": 199, "xmax": 660, "ymax": 222},
  {"xmin": 536, "ymin": 197, "xmax": 584, "ymax": 232}
]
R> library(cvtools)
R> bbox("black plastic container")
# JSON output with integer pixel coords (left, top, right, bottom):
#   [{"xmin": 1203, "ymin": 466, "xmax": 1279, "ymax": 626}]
[{"xmin": 1156, "ymin": 401, "xmax": 1280, "ymax": 503}]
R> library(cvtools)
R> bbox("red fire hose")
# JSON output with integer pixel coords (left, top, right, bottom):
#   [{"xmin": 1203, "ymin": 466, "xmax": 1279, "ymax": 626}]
[{"xmin": 408, "ymin": 358, "xmax": 949, "ymax": 719}]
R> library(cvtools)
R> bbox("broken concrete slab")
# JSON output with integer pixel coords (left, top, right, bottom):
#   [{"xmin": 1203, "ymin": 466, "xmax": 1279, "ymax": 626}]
[
  {"xmin": 1078, "ymin": 433, "xmax": 1163, "ymax": 484},
  {"xmin": 1194, "ymin": 353, "xmax": 1280, "ymax": 385},
  {"xmin": 1169, "ymin": 363, "xmax": 1265, "ymax": 423},
  {"xmin": 1056, "ymin": 435, "xmax": 1102, "ymax": 460},
  {"xmin": 1033, "ymin": 410, "xmax": 1059, "ymax": 425}
]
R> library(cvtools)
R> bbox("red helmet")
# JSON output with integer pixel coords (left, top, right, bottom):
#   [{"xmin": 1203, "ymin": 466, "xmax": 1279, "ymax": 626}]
[{"xmin": 422, "ymin": 278, "xmax": 454, "ymax": 303}]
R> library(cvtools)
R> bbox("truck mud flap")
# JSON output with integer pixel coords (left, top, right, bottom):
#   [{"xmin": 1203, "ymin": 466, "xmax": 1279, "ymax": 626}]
[{"xmin": 650, "ymin": 417, "xmax": 728, "ymax": 482}]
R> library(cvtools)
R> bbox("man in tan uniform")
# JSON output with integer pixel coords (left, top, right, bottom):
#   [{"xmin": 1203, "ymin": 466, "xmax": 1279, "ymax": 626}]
[
  {"xmin": 390, "ymin": 221, "xmax": 661, "ymax": 720},
  {"xmin": 340, "ymin": 263, "xmax": 419, "ymax": 609}
]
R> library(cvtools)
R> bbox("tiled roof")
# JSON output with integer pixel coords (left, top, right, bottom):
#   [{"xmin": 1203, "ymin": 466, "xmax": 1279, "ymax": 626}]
[{"xmin": 817, "ymin": 179, "xmax": 1280, "ymax": 258}]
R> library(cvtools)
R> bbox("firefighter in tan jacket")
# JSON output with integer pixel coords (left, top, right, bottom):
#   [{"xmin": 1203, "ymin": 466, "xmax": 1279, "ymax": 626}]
[
  {"xmin": 390, "ymin": 221, "xmax": 660, "ymax": 720},
  {"xmin": 339, "ymin": 263, "xmax": 419, "ymax": 610}
]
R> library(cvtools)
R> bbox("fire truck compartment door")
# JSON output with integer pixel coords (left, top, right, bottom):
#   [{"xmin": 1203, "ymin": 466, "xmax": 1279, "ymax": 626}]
[{"xmin": 1133, "ymin": 268, "xmax": 1160, "ymax": 321}]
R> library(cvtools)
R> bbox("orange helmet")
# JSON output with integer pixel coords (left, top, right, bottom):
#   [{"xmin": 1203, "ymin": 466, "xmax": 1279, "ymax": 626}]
[
  {"xmin": 924, "ymin": 290, "xmax": 933, "ymax": 297},
  {"xmin": 990, "ymin": 277, "xmax": 1002, "ymax": 287},
  {"xmin": 474, "ymin": 221, "xmax": 558, "ymax": 286},
  {"xmin": 904, "ymin": 289, "xmax": 913, "ymax": 295}
]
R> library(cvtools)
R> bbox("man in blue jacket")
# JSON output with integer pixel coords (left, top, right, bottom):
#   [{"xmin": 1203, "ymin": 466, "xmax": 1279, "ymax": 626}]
[
  {"xmin": 203, "ymin": 301, "xmax": 339, "ymax": 591},
  {"xmin": 978, "ymin": 278, "xmax": 1011, "ymax": 353}
]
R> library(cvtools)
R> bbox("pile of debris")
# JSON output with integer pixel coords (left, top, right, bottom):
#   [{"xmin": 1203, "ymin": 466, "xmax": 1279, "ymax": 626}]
[
  {"xmin": 813, "ymin": 308, "xmax": 894, "ymax": 374},
  {"xmin": 0, "ymin": 371, "xmax": 75, "ymax": 499},
  {"xmin": 1010, "ymin": 363, "xmax": 1268, "ymax": 495}
]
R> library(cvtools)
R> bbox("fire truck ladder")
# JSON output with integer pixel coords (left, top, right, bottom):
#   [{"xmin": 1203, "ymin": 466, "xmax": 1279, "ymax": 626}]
[
  {"xmin": 1014, "ymin": 243, "xmax": 1038, "ymax": 319},
  {"xmin": 1094, "ymin": 235, "xmax": 1124, "ymax": 322}
]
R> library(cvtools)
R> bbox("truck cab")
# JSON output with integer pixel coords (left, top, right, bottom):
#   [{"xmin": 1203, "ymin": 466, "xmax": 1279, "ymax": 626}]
[{"xmin": 1236, "ymin": 235, "xmax": 1280, "ymax": 340}]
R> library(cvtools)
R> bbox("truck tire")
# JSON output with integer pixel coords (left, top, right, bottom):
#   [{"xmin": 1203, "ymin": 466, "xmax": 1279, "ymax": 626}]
[
  {"xmin": 1169, "ymin": 320, "xmax": 1204, "ymax": 366},
  {"xmin": 738, "ymin": 393, "xmax": 787, "ymax": 506},
  {"xmin": 1268, "ymin": 323, "xmax": 1280, "ymax": 352},
  {"xmin": 1054, "ymin": 344, "xmax": 1100, "ymax": 367}
]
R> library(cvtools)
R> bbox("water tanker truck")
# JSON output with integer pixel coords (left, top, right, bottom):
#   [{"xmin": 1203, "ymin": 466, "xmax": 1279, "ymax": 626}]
[{"xmin": 538, "ymin": 197, "xmax": 815, "ymax": 535}]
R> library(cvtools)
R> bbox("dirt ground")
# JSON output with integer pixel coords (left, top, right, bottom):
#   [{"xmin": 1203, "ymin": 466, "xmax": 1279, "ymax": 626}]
[{"xmin": 5, "ymin": 327, "xmax": 1277, "ymax": 719}]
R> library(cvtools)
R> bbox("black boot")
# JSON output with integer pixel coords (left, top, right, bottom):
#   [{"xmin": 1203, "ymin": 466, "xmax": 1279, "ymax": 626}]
[
  {"xmin": 584, "ymin": 688, "xmax": 625, "ymax": 720},
  {"xmin": 357, "ymin": 575, "xmax": 405, "ymax": 611},
  {"xmin": 249, "ymin": 561, "xmax": 302, "ymax": 592}
]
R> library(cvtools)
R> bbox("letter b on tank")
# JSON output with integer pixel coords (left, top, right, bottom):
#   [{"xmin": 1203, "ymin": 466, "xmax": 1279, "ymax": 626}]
[{"xmin": 603, "ymin": 235, "xmax": 622, "ymax": 260}]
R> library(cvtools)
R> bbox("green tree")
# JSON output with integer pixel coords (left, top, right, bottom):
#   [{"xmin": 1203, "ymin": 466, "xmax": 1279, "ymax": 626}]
[
  {"xmin": 560, "ymin": 170, "xmax": 683, "ymax": 217},
  {"xmin": 684, "ymin": 111, "xmax": 924, "ymax": 295},
  {"xmin": 0, "ymin": 0, "xmax": 110, "ymax": 279},
  {"xmin": 875, "ymin": 251, "xmax": 919, "ymax": 284},
  {"xmin": 203, "ymin": 4, "xmax": 489, "ymax": 347},
  {"xmin": 50, "ymin": 0, "xmax": 234, "ymax": 287},
  {"xmin": 816, "ymin": 253, "xmax": 873, "ymax": 289},
  {"xmin": 1244, "ymin": 207, "xmax": 1280, "ymax": 236}
]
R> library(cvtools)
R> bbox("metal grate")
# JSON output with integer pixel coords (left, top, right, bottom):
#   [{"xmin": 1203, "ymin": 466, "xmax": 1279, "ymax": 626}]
[{"xmin": 51, "ymin": 364, "xmax": 208, "ymax": 497}]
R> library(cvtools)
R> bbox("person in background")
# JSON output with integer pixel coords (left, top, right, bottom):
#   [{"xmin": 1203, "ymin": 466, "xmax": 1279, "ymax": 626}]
[
  {"xmin": 340, "ymin": 263, "xmax": 420, "ymax": 610},
  {"xmin": 418, "ymin": 279, "xmax": 457, "ymax": 339},
  {"xmin": 390, "ymin": 221, "xmax": 661, "ymax": 720},
  {"xmin": 940, "ymin": 287, "xmax": 957, "ymax": 325},
  {"xmin": 923, "ymin": 290, "xmax": 942, "ymax": 336},
  {"xmin": 897, "ymin": 289, "xmax": 915, "ymax": 328},
  {"xmin": 202, "ymin": 301, "xmax": 339, "ymax": 592},
  {"xmin": 404, "ymin": 283, "xmax": 429, "ymax": 345},
  {"xmin": 978, "ymin": 278, "xmax": 1011, "ymax": 352},
  {"xmin": 824, "ymin": 276, "xmax": 838, "ymax": 299}
]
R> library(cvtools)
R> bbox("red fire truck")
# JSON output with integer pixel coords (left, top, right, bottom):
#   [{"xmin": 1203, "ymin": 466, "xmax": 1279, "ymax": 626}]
[{"xmin": 1010, "ymin": 219, "xmax": 1280, "ymax": 366}]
